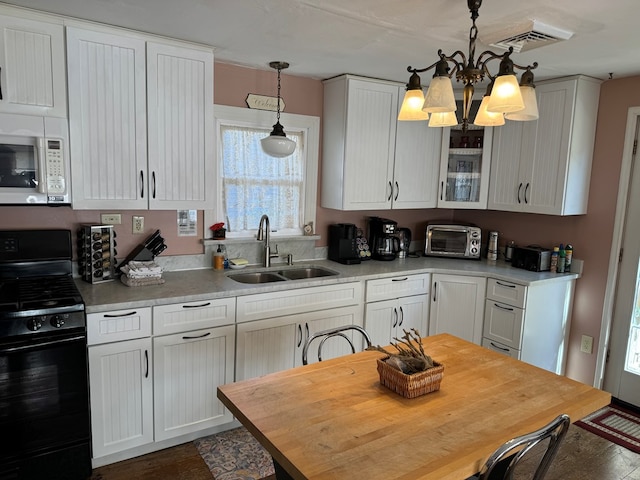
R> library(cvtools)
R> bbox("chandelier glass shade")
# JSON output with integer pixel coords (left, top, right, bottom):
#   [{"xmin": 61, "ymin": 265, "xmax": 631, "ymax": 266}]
[
  {"xmin": 261, "ymin": 61, "xmax": 296, "ymax": 158},
  {"xmin": 398, "ymin": 0, "xmax": 539, "ymax": 132}
]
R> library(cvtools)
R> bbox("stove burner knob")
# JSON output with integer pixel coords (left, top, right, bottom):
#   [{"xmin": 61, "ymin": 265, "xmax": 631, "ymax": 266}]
[
  {"xmin": 50, "ymin": 315, "xmax": 66, "ymax": 328},
  {"xmin": 27, "ymin": 317, "xmax": 44, "ymax": 331}
]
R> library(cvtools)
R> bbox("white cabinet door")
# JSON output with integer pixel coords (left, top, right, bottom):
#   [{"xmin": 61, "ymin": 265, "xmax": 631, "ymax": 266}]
[
  {"xmin": 88, "ymin": 338, "xmax": 153, "ymax": 458},
  {"xmin": 236, "ymin": 315, "xmax": 299, "ymax": 381},
  {"xmin": 322, "ymin": 75, "xmax": 398, "ymax": 210},
  {"xmin": 146, "ymin": 42, "xmax": 214, "ymax": 210},
  {"xmin": 429, "ymin": 274, "xmax": 486, "ymax": 344},
  {"xmin": 488, "ymin": 76, "xmax": 600, "ymax": 215},
  {"xmin": 153, "ymin": 325, "xmax": 235, "ymax": 441},
  {"xmin": 236, "ymin": 305, "xmax": 363, "ymax": 380},
  {"xmin": 392, "ymin": 86, "xmax": 441, "ymax": 209},
  {"xmin": 0, "ymin": 14, "xmax": 66, "ymax": 117},
  {"xmin": 67, "ymin": 27, "xmax": 147, "ymax": 209},
  {"xmin": 365, "ymin": 295, "xmax": 428, "ymax": 347}
]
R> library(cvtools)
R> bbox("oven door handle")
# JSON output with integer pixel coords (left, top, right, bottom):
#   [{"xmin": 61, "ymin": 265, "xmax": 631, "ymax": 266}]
[{"xmin": 0, "ymin": 334, "xmax": 86, "ymax": 354}]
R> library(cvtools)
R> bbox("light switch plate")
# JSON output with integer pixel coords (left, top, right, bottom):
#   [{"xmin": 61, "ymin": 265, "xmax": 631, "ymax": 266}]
[{"xmin": 101, "ymin": 213, "xmax": 121, "ymax": 225}]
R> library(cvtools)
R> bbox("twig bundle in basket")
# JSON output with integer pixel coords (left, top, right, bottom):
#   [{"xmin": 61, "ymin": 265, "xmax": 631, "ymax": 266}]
[{"xmin": 367, "ymin": 328, "xmax": 434, "ymax": 374}]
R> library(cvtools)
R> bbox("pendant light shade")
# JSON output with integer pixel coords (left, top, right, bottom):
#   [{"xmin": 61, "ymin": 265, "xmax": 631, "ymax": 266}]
[
  {"xmin": 428, "ymin": 111, "xmax": 458, "ymax": 127},
  {"xmin": 398, "ymin": 72, "xmax": 428, "ymax": 121},
  {"xmin": 505, "ymin": 70, "xmax": 539, "ymax": 121},
  {"xmin": 474, "ymin": 81, "xmax": 505, "ymax": 127},
  {"xmin": 486, "ymin": 74, "xmax": 524, "ymax": 113},
  {"xmin": 261, "ymin": 61, "xmax": 296, "ymax": 158},
  {"xmin": 422, "ymin": 76, "xmax": 457, "ymax": 114}
]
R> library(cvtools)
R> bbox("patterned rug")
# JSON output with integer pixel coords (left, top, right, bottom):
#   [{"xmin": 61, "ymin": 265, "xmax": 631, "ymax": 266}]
[
  {"xmin": 194, "ymin": 427, "xmax": 275, "ymax": 480},
  {"xmin": 576, "ymin": 403, "xmax": 640, "ymax": 454}
]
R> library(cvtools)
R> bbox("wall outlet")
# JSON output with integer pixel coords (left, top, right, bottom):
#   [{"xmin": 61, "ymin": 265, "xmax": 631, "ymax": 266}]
[
  {"xmin": 581, "ymin": 335, "xmax": 594, "ymax": 354},
  {"xmin": 101, "ymin": 213, "xmax": 121, "ymax": 225},
  {"xmin": 132, "ymin": 216, "xmax": 144, "ymax": 234}
]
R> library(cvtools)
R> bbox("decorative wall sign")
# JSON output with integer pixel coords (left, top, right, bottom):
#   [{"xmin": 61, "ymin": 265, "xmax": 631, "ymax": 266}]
[{"xmin": 246, "ymin": 94, "xmax": 285, "ymax": 112}]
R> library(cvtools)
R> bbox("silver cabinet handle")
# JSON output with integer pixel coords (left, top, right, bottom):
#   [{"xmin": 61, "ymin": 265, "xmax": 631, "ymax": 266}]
[
  {"xmin": 152, "ymin": 171, "xmax": 157, "ymax": 199},
  {"xmin": 144, "ymin": 350, "xmax": 149, "ymax": 378},
  {"xmin": 524, "ymin": 182, "xmax": 530, "ymax": 204},
  {"xmin": 399, "ymin": 306, "xmax": 404, "ymax": 326},
  {"xmin": 387, "ymin": 181, "xmax": 393, "ymax": 201},
  {"xmin": 140, "ymin": 170, "xmax": 144, "ymax": 198},
  {"xmin": 297, "ymin": 324, "xmax": 302, "ymax": 347},
  {"xmin": 433, "ymin": 282, "xmax": 437, "ymax": 302},
  {"xmin": 496, "ymin": 281, "xmax": 516, "ymax": 288},
  {"xmin": 440, "ymin": 181, "xmax": 444, "ymax": 201},
  {"xmin": 392, "ymin": 308, "xmax": 398, "ymax": 328},
  {"xmin": 391, "ymin": 277, "xmax": 408, "ymax": 282},
  {"xmin": 394, "ymin": 181, "xmax": 399, "ymax": 201}
]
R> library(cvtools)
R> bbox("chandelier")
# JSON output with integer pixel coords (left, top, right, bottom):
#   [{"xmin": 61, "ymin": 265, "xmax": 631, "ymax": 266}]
[{"xmin": 398, "ymin": 0, "xmax": 539, "ymax": 131}]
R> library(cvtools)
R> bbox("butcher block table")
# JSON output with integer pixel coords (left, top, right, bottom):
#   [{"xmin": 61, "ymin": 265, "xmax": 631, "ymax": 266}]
[{"xmin": 217, "ymin": 334, "xmax": 610, "ymax": 480}]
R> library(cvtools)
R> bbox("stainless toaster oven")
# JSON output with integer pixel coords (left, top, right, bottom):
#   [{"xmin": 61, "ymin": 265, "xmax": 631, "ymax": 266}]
[{"xmin": 424, "ymin": 224, "xmax": 481, "ymax": 260}]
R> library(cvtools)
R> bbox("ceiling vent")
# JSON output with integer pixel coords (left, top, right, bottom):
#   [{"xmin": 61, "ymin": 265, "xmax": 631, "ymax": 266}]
[{"xmin": 481, "ymin": 20, "xmax": 574, "ymax": 53}]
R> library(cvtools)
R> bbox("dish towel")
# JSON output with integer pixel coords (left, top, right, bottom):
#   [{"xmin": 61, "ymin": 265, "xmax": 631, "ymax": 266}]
[{"xmin": 120, "ymin": 260, "xmax": 165, "ymax": 286}]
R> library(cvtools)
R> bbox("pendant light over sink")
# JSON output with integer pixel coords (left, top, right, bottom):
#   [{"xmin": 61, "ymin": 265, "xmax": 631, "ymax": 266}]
[
  {"xmin": 397, "ymin": 0, "xmax": 541, "ymax": 132},
  {"xmin": 261, "ymin": 61, "xmax": 296, "ymax": 158}
]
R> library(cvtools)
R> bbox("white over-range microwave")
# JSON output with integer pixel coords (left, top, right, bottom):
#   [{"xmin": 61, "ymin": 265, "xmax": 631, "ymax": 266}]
[{"xmin": 0, "ymin": 112, "xmax": 70, "ymax": 205}]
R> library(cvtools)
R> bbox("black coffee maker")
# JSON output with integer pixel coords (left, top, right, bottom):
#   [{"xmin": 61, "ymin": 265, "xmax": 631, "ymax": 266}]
[
  {"xmin": 328, "ymin": 223, "xmax": 361, "ymax": 265},
  {"xmin": 369, "ymin": 216, "xmax": 399, "ymax": 261}
]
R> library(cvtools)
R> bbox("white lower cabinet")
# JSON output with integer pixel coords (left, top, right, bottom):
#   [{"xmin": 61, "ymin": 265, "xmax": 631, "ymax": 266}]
[
  {"xmin": 235, "ymin": 282, "xmax": 364, "ymax": 380},
  {"xmin": 87, "ymin": 300, "xmax": 235, "ymax": 463},
  {"xmin": 482, "ymin": 277, "xmax": 574, "ymax": 374},
  {"xmin": 88, "ymin": 336, "xmax": 153, "ymax": 458},
  {"xmin": 236, "ymin": 305, "xmax": 364, "ymax": 380},
  {"xmin": 428, "ymin": 274, "xmax": 486, "ymax": 344},
  {"xmin": 364, "ymin": 274, "xmax": 430, "ymax": 346},
  {"xmin": 153, "ymin": 325, "xmax": 235, "ymax": 441}
]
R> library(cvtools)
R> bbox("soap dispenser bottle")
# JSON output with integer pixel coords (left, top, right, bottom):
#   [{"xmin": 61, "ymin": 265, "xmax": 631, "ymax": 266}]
[{"xmin": 213, "ymin": 245, "xmax": 224, "ymax": 270}]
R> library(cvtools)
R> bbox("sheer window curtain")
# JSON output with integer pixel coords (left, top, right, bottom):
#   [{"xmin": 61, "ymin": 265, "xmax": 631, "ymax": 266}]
[{"xmin": 220, "ymin": 125, "xmax": 305, "ymax": 236}]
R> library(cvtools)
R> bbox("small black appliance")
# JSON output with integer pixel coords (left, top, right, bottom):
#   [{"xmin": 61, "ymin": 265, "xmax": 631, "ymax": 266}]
[
  {"xmin": 511, "ymin": 245, "xmax": 551, "ymax": 272},
  {"xmin": 369, "ymin": 216, "xmax": 399, "ymax": 261},
  {"xmin": 328, "ymin": 223, "xmax": 361, "ymax": 264}
]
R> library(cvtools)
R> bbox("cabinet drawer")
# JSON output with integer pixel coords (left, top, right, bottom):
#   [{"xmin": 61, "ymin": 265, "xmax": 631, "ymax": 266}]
[
  {"xmin": 87, "ymin": 307, "xmax": 152, "ymax": 345},
  {"xmin": 153, "ymin": 298, "xmax": 235, "ymax": 335},
  {"xmin": 482, "ymin": 338, "xmax": 520, "ymax": 359},
  {"xmin": 486, "ymin": 278, "xmax": 527, "ymax": 308},
  {"xmin": 236, "ymin": 282, "xmax": 363, "ymax": 323},
  {"xmin": 365, "ymin": 274, "xmax": 430, "ymax": 302},
  {"xmin": 483, "ymin": 299, "xmax": 524, "ymax": 349}
]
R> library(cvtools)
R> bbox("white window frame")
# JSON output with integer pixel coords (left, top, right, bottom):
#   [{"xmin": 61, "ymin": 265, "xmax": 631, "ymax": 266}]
[{"xmin": 205, "ymin": 105, "xmax": 320, "ymax": 239}]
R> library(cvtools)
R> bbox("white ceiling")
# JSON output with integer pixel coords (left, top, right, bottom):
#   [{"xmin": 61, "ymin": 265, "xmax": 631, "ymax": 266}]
[{"xmin": 3, "ymin": 0, "xmax": 639, "ymax": 85}]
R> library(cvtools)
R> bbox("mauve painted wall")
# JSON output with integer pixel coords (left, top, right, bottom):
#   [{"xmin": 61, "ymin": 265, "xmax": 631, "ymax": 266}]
[{"xmin": 0, "ymin": 59, "xmax": 636, "ymax": 385}]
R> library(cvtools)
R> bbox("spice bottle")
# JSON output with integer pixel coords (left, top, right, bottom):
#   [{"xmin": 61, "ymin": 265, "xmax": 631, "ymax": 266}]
[
  {"xmin": 213, "ymin": 244, "xmax": 224, "ymax": 270},
  {"xmin": 550, "ymin": 246, "xmax": 559, "ymax": 273},
  {"xmin": 557, "ymin": 244, "xmax": 566, "ymax": 273},
  {"xmin": 565, "ymin": 244, "xmax": 573, "ymax": 272}
]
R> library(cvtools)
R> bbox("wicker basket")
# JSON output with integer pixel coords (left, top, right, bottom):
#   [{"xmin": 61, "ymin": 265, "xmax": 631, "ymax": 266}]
[{"xmin": 376, "ymin": 357, "xmax": 444, "ymax": 399}]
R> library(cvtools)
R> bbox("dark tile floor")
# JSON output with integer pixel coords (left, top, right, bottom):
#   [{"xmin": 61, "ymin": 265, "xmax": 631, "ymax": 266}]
[{"xmin": 518, "ymin": 424, "xmax": 640, "ymax": 479}]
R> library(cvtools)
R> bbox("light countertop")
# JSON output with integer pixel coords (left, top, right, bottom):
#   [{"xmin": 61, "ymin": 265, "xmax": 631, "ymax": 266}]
[{"xmin": 77, "ymin": 256, "xmax": 579, "ymax": 313}]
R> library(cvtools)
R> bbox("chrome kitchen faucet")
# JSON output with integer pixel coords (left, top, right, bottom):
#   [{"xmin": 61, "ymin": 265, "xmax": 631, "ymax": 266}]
[{"xmin": 257, "ymin": 214, "xmax": 279, "ymax": 267}]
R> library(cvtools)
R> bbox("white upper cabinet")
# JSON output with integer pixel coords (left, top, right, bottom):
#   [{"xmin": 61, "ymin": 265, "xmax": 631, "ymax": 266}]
[
  {"xmin": 393, "ymin": 86, "xmax": 441, "ymax": 209},
  {"xmin": 67, "ymin": 26, "xmax": 214, "ymax": 210},
  {"xmin": 322, "ymin": 76, "xmax": 442, "ymax": 210},
  {"xmin": 67, "ymin": 27, "xmax": 147, "ymax": 210},
  {"xmin": 0, "ymin": 14, "xmax": 66, "ymax": 118},
  {"xmin": 322, "ymin": 75, "xmax": 398, "ymax": 210},
  {"xmin": 146, "ymin": 42, "xmax": 214, "ymax": 210},
  {"xmin": 488, "ymin": 75, "xmax": 601, "ymax": 215}
]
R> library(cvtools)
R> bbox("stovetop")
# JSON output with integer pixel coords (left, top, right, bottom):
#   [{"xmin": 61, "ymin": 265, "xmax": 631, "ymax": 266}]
[{"xmin": 0, "ymin": 275, "xmax": 84, "ymax": 314}]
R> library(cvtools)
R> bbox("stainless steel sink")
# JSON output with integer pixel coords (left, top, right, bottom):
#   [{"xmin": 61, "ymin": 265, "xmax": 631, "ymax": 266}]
[
  {"xmin": 227, "ymin": 265, "xmax": 339, "ymax": 284},
  {"xmin": 227, "ymin": 272, "xmax": 286, "ymax": 284},
  {"xmin": 277, "ymin": 267, "xmax": 339, "ymax": 280}
]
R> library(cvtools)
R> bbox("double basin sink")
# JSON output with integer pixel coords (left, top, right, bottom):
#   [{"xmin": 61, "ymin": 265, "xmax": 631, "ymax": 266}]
[{"xmin": 227, "ymin": 265, "xmax": 339, "ymax": 284}]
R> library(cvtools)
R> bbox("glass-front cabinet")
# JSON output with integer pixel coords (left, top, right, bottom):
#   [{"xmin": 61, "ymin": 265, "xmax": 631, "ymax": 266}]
[{"xmin": 437, "ymin": 124, "xmax": 492, "ymax": 209}]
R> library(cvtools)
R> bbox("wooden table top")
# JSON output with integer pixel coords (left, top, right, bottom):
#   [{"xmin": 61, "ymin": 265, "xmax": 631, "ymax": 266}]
[{"xmin": 217, "ymin": 334, "xmax": 611, "ymax": 480}]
